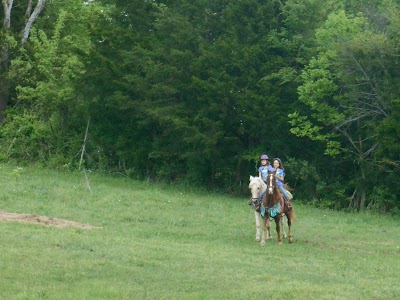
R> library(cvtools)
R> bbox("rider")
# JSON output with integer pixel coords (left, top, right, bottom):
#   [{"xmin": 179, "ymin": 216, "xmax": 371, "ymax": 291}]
[
  {"xmin": 258, "ymin": 154, "xmax": 274, "ymax": 182},
  {"xmin": 273, "ymin": 158, "xmax": 291, "ymax": 211}
]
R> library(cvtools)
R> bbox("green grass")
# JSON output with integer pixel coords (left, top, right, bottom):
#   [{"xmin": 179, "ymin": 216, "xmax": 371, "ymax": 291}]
[{"xmin": 0, "ymin": 163, "xmax": 399, "ymax": 299}]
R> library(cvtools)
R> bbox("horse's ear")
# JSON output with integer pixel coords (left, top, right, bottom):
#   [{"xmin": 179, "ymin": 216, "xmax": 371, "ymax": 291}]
[{"xmin": 249, "ymin": 175, "xmax": 254, "ymax": 181}]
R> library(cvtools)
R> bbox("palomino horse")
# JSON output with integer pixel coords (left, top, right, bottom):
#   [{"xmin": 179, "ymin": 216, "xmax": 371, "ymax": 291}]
[
  {"xmin": 249, "ymin": 176, "xmax": 271, "ymax": 241},
  {"xmin": 261, "ymin": 170, "xmax": 295, "ymax": 245}
]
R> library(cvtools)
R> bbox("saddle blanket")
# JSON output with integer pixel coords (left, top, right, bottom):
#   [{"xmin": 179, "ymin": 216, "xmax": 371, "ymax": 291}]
[{"xmin": 260, "ymin": 202, "xmax": 282, "ymax": 218}]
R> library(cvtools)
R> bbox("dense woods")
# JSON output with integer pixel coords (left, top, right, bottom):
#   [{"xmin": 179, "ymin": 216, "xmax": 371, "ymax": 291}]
[{"xmin": 1, "ymin": 0, "xmax": 399, "ymax": 212}]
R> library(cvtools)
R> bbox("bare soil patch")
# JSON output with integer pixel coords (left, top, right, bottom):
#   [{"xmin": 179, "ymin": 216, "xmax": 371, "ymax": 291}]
[{"xmin": 0, "ymin": 210, "xmax": 99, "ymax": 229}]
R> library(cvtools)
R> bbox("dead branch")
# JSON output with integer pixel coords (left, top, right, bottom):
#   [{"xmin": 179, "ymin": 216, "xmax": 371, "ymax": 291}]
[{"xmin": 79, "ymin": 117, "xmax": 90, "ymax": 170}]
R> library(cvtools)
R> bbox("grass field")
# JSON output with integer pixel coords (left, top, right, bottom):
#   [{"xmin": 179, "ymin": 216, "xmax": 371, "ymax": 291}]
[{"xmin": 0, "ymin": 163, "xmax": 399, "ymax": 299}]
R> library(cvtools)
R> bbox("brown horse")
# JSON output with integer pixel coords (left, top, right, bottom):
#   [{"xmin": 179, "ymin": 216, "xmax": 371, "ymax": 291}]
[{"xmin": 261, "ymin": 170, "xmax": 295, "ymax": 245}]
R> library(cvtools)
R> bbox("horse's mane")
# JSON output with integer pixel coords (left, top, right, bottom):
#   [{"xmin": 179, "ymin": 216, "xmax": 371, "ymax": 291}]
[{"xmin": 249, "ymin": 175, "xmax": 266, "ymax": 189}]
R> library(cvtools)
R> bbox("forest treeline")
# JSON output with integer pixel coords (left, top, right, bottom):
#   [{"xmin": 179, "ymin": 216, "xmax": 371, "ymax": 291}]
[{"xmin": 0, "ymin": 0, "xmax": 399, "ymax": 213}]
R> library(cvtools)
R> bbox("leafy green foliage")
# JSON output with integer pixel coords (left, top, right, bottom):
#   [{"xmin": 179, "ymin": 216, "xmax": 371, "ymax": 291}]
[
  {"xmin": 291, "ymin": 8, "xmax": 400, "ymax": 209},
  {"xmin": 0, "ymin": 111, "xmax": 50, "ymax": 162},
  {"xmin": 1, "ymin": 0, "xmax": 399, "ymax": 212},
  {"xmin": 4, "ymin": 2, "xmax": 93, "ymax": 166}
]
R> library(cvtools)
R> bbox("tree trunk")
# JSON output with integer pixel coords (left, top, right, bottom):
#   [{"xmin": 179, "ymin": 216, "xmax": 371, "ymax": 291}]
[
  {"xmin": 25, "ymin": 0, "xmax": 33, "ymax": 21},
  {"xmin": 21, "ymin": 0, "xmax": 46, "ymax": 44},
  {"xmin": 2, "ymin": 0, "xmax": 14, "ymax": 28},
  {"xmin": 359, "ymin": 190, "xmax": 366, "ymax": 210},
  {"xmin": 1, "ymin": 0, "xmax": 13, "ymax": 121},
  {"xmin": 0, "ymin": 92, "xmax": 8, "ymax": 122},
  {"xmin": 358, "ymin": 132, "xmax": 367, "ymax": 210}
]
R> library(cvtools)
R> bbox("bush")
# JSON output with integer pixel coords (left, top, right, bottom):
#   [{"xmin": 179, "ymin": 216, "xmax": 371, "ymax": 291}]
[{"xmin": 0, "ymin": 111, "xmax": 51, "ymax": 163}]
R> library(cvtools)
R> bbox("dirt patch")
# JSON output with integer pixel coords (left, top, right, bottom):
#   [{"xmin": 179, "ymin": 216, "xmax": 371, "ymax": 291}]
[{"xmin": 0, "ymin": 210, "xmax": 100, "ymax": 229}]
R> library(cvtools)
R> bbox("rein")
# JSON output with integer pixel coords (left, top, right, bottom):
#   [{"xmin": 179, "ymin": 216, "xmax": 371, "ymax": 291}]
[{"xmin": 259, "ymin": 188, "xmax": 267, "ymax": 203}]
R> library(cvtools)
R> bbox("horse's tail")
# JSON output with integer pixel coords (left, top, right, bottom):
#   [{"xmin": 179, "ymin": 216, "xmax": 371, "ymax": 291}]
[
  {"xmin": 288, "ymin": 208, "xmax": 296, "ymax": 221},
  {"xmin": 283, "ymin": 183, "xmax": 294, "ymax": 192}
]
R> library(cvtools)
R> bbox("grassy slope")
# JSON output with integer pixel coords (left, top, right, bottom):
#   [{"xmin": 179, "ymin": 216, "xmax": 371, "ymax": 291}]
[{"xmin": 0, "ymin": 164, "xmax": 399, "ymax": 299}]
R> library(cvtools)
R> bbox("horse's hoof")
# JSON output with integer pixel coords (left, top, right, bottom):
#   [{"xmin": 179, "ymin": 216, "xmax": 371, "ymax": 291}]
[
  {"xmin": 282, "ymin": 234, "xmax": 287, "ymax": 239},
  {"xmin": 277, "ymin": 241, "xmax": 282, "ymax": 245},
  {"xmin": 267, "ymin": 236, "xmax": 272, "ymax": 240},
  {"xmin": 255, "ymin": 238, "xmax": 261, "ymax": 242},
  {"xmin": 260, "ymin": 241, "xmax": 265, "ymax": 246},
  {"xmin": 289, "ymin": 237, "xmax": 293, "ymax": 244}
]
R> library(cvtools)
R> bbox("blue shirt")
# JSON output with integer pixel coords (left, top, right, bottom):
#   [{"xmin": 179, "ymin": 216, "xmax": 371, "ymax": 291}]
[
  {"xmin": 275, "ymin": 168, "xmax": 285, "ymax": 186},
  {"xmin": 259, "ymin": 165, "xmax": 274, "ymax": 181}
]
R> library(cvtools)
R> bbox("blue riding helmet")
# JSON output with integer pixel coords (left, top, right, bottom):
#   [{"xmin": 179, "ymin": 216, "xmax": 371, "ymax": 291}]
[{"xmin": 260, "ymin": 154, "xmax": 269, "ymax": 160}]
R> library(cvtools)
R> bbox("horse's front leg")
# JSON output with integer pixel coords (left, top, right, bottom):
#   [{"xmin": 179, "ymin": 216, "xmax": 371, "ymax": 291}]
[
  {"xmin": 266, "ymin": 217, "xmax": 272, "ymax": 240},
  {"xmin": 254, "ymin": 211, "xmax": 261, "ymax": 242},
  {"xmin": 275, "ymin": 216, "xmax": 282, "ymax": 245},
  {"xmin": 287, "ymin": 212, "xmax": 293, "ymax": 243},
  {"xmin": 260, "ymin": 214, "xmax": 268, "ymax": 246},
  {"xmin": 280, "ymin": 215, "xmax": 287, "ymax": 239}
]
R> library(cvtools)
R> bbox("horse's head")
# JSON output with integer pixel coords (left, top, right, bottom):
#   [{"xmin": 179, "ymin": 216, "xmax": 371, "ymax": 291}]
[
  {"xmin": 248, "ymin": 175, "xmax": 266, "ymax": 209},
  {"xmin": 265, "ymin": 171, "xmax": 277, "ymax": 194}
]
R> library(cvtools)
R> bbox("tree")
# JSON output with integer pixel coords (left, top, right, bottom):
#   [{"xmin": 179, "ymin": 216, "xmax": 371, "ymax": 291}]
[
  {"xmin": 290, "ymin": 9, "xmax": 400, "ymax": 209},
  {"xmin": 1, "ymin": 0, "xmax": 46, "ymax": 121},
  {"xmin": 2, "ymin": 0, "xmax": 93, "ymax": 164}
]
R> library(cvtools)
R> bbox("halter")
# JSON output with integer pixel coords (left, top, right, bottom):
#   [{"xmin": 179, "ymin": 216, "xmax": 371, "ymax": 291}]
[{"xmin": 249, "ymin": 177, "xmax": 267, "ymax": 209}]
